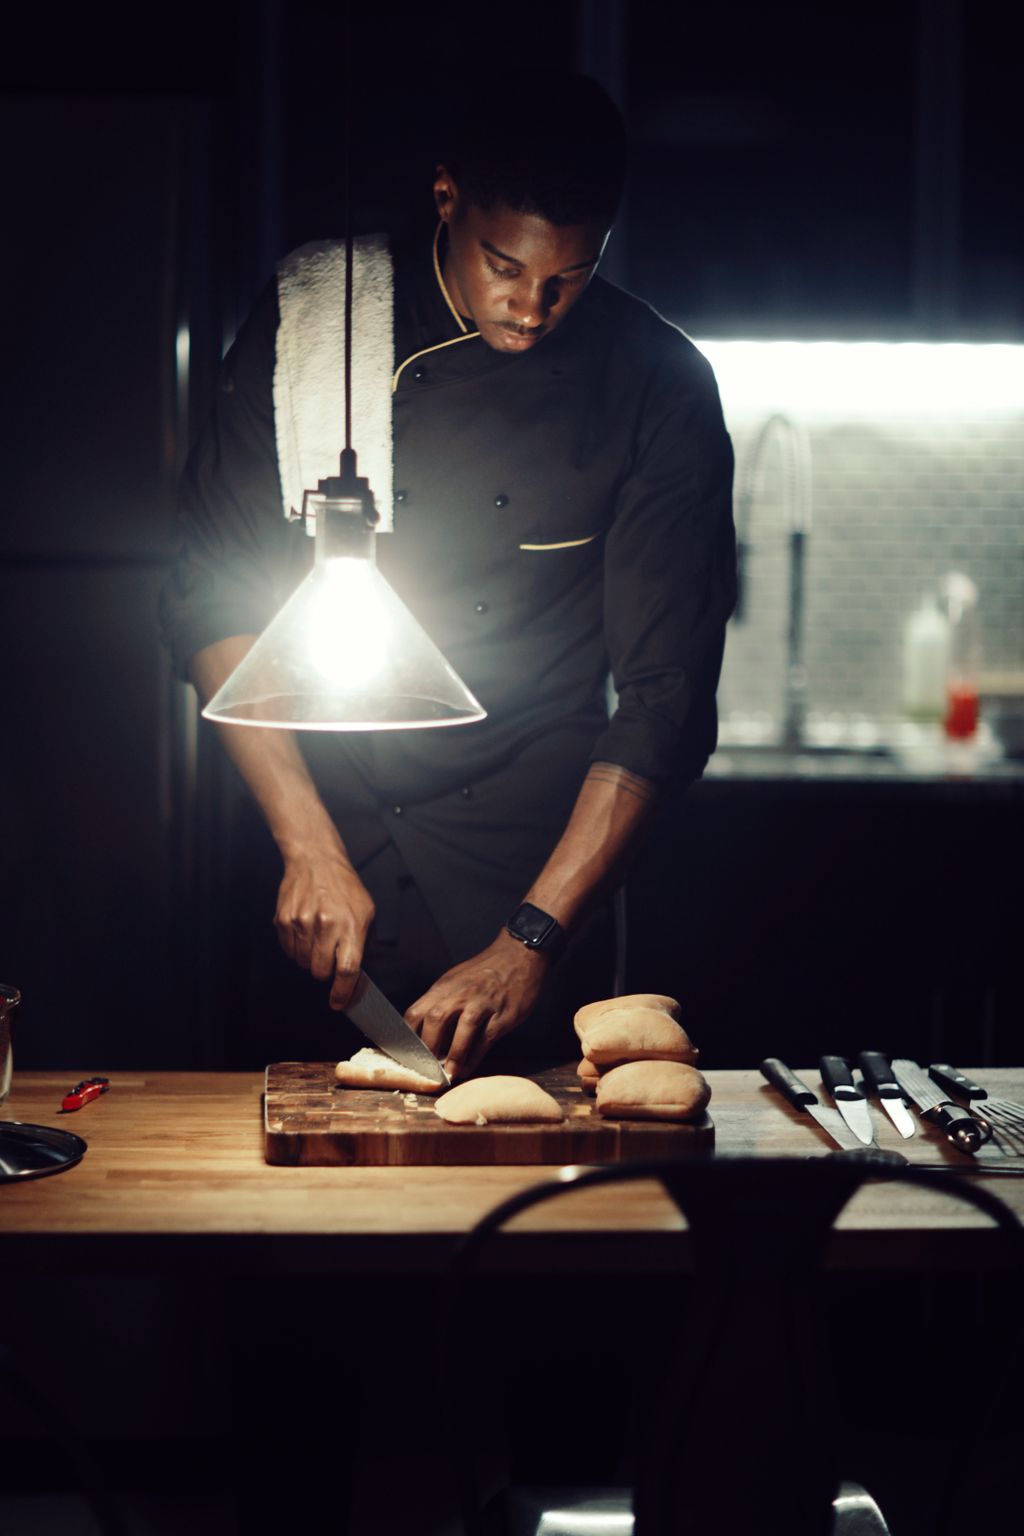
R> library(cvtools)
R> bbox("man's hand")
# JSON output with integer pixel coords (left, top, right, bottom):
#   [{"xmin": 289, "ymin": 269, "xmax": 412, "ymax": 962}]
[
  {"xmin": 405, "ymin": 931, "xmax": 549, "ymax": 1082},
  {"xmin": 275, "ymin": 852, "xmax": 376, "ymax": 1012}
]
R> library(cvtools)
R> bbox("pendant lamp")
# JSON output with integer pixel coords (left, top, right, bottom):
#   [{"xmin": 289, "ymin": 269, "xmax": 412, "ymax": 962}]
[
  {"xmin": 202, "ymin": 450, "xmax": 485, "ymax": 729},
  {"xmin": 202, "ymin": 50, "xmax": 485, "ymax": 733}
]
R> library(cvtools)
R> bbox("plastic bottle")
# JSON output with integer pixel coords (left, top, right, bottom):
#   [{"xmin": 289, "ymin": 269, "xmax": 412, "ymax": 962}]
[
  {"xmin": 941, "ymin": 572, "xmax": 980, "ymax": 740},
  {"xmin": 902, "ymin": 595, "xmax": 951, "ymax": 722}
]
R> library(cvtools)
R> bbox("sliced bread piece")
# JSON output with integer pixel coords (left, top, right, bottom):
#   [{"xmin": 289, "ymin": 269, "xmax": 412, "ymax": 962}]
[
  {"xmin": 573, "ymin": 992, "xmax": 680, "ymax": 1041},
  {"xmin": 596, "ymin": 1060, "xmax": 710, "ymax": 1122},
  {"xmin": 335, "ymin": 1046, "xmax": 444, "ymax": 1095},
  {"xmin": 581, "ymin": 1007, "xmax": 699, "ymax": 1066},
  {"xmin": 435, "ymin": 1076, "xmax": 563, "ymax": 1125}
]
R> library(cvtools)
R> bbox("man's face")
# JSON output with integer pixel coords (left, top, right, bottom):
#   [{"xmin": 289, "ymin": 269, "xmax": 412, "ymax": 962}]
[{"xmin": 435, "ymin": 169, "xmax": 609, "ymax": 353}]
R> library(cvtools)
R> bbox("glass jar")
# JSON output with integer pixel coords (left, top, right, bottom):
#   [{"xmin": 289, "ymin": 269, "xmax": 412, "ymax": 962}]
[{"xmin": 1, "ymin": 983, "xmax": 22, "ymax": 1107}]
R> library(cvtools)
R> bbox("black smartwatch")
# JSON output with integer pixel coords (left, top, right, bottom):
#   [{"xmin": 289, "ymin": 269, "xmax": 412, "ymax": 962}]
[{"xmin": 505, "ymin": 901, "xmax": 565, "ymax": 960}]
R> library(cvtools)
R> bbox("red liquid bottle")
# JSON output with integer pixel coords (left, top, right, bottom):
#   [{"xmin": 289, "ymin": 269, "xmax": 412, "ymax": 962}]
[
  {"xmin": 941, "ymin": 573, "xmax": 980, "ymax": 742},
  {"xmin": 945, "ymin": 682, "xmax": 979, "ymax": 740}
]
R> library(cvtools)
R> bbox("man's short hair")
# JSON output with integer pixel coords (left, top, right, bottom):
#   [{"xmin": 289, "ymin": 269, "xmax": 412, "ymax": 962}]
[{"xmin": 444, "ymin": 71, "xmax": 627, "ymax": 229}]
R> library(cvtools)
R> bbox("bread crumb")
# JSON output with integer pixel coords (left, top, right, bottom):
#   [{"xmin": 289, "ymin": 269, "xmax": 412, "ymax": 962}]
[{"xmin": 474, "ymin": 1112, "xmax": 488, "ymax": 1126}]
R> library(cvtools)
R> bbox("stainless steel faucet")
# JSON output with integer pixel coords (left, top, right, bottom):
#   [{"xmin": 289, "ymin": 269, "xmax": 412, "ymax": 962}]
[{"xmin": 733, "ymin": 413, "xmax": 813, "ymax": 749}]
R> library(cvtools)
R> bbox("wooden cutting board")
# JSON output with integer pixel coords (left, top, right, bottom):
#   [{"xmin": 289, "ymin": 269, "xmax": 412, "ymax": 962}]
[{"xmin": 264, "ymin": 1062, "xmax": 714, "ymax": 1166}]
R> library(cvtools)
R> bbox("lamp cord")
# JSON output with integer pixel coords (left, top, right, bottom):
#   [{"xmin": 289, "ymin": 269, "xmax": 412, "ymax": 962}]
[{"xmin": 343, "ymin": 2, "xmax": 353, "ymax": 453}]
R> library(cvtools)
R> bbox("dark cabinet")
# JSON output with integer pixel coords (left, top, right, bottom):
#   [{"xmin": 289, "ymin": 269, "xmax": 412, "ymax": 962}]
[{"xmin": 627, "ymin": 781, "xmax": 1023, "ymax": 1069}]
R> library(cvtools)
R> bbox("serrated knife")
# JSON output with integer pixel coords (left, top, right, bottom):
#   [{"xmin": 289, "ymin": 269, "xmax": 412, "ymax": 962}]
[
  {"xmin": 857, "ymin": 1051, "xmax": 916, "ymax": 1138},
  {"xmin": 760, "ymin": 1059, "xmax": 864, "ymax": 1150},
  {"xmin": 891, "ymin": 1058, "xmax": 987, "ymax": 1154},
  {"xmin": 819, "ymin": 1055, "xmax": 875, "ymax": 1145},
  {"xmin": 343, "ymin": 970, "xmax": 451, "ymax": 1088}
]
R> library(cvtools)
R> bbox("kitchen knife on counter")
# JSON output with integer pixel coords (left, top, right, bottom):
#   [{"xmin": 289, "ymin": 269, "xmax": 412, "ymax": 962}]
[
  {"xmin": 819, "ymin": 1056, "xmax": 875, "ymax": 1145},
  {"xmin": 760, "ymin": 1059, "xmax": 865, "ymax": 1151},
  {"xmin": 929, "ymin": 1064, "xmax": 1024, "ymax": 1121},
  {"xmin": 928, "ymin": 1063, "xmax": 988, "ymax": 1102},
  {"xmin": 344, "ymin": 971, "xmax": 451, "ymax": 1089},
  {"xmin": 857, "ymin": 1051, "xmax": 916, "ymax": 1139},
  {"xmin": 891, "ymin": 1058, "xmax": 988, "ymax": 1154},
  {"xmin": 929, "ymin": 1065, "xmax": 1024, "ymax": 1155}
]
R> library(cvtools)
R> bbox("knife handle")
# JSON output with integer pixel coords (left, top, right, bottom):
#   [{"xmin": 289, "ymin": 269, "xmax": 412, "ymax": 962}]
[
  {"xmin": 760, "ymin": 1058, "xmax": 817, "ymax": 1109},
  {"xmin": 857, "ymin": 1051, "xmax": 898, "ymax": 1098},
  {"xmin": 930, "ymin": 1101, "xmax": 987, "ymax": 1154},
  {"xmin": 819, "ymin": 1055, "xmax": 861, "ymax": 1098},
  {"xmin": 929, "ymin": 1063, "xmax": 988, "ymax": 1101}
]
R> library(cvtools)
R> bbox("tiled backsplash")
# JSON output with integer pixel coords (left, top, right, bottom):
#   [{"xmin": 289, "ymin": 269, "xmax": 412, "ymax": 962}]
[{"xmin": 698, "ymin": 342, "xmax": 1024, "ymax": 727}]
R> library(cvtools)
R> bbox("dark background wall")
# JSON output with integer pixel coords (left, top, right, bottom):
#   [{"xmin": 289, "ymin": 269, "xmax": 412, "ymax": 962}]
[{"xmin": 1, "ymin": 0, "xmax": 1020, "ymax": 1071}]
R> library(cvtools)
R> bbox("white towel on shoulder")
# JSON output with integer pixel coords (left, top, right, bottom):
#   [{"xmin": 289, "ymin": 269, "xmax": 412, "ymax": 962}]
[{"xmin": 273, "ymin": 233, "xmax": 394, "ymax": 532}]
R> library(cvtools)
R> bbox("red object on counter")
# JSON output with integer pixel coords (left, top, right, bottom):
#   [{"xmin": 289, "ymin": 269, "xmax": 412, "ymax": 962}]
[
  {"xmin": 61, "ymin": 1077, "xmax": 110, "ymax": 1112},
  {"xmin": 945, "ymin": 683, "xmax": 979, "ymax": 739}
]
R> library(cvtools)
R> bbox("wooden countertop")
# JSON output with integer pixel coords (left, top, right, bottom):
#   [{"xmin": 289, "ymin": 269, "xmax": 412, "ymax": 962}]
[{"xmin": 1, "ymin": 1068, "xmax": 1022, "ymax": 1274}]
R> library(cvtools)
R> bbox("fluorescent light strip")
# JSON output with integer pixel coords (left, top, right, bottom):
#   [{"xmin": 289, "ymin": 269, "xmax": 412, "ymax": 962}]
[{"xmin": 694, "ymin": 340, "xmax": 1024, "ymax": 419}]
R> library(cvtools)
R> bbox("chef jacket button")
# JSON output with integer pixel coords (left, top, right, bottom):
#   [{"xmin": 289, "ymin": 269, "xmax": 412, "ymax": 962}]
[
  {"xmin": 395, "ymin": 489, "xmax": 407, "ymax": 503},
  {"xmin": 474, "ymin": 601, "xmax": 489, "ymax": 614},
  {"xmin": 412, "ymin": 366, "xmax": 428, "ymax": 382},
  {"xmin": 392, "ymin": 805, "xmax": 403, "ymax": 817},
  {"xmin": 460, "ymin": 785, "xmax": 472, "ymax": 799},
  {"xmin": 493, "ymin": 494, "xmax": 509, "ymax": 508}
]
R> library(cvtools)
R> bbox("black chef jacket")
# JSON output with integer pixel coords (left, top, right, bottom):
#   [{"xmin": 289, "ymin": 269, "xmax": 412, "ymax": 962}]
[{"xmin": 160, "ymin": 229, "xmax": 736, "ymax": 963}]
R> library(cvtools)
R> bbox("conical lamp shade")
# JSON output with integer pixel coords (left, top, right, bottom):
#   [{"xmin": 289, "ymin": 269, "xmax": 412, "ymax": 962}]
[{"xmin": 202, "ymin": 556, "xmax": 486, "ymax": 730}]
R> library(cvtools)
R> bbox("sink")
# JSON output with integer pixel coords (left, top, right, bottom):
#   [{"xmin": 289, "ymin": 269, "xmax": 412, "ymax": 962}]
[
  {"xmin": 706, "ymin": 720, "xmax": 1017, "ymax": 781},
  {"xmin": 706, "ymin": 742, "xmax": 897, "ymax": 779},
  {"xmin": 717, "ymin": 741, "xmax": 893, "ymax": 759}
]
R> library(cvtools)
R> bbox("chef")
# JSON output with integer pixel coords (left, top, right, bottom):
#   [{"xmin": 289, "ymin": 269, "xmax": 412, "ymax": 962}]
[{"xmin": 160, "ymin": 71, "xmax": 736, "ymax": 1080}]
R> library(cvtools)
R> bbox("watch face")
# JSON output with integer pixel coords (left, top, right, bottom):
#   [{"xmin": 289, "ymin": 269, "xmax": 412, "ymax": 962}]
[{"xmin": 510, "ymin": 902, "xmax": 557, "ymax": 947}]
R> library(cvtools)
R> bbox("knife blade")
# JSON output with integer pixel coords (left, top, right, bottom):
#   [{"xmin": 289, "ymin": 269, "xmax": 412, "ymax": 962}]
[
  {"xmin": 760, "ymin": 1058, "xmax": 864, "ymax": 1150},
  {"xmin": 857, "ymin": 1051, "xmax": 916, "ymax": 1138},
  {"xmin": 343, "ymin": 971, "xmax": 451, "ymax": 1088},
  {"xmin": 819, "ymin": 1055, "xmax": 875, "ymax": 1145},
  {"xmin": 891, "ymin": 1058, "xmax": 987, "ymax": 1154}
]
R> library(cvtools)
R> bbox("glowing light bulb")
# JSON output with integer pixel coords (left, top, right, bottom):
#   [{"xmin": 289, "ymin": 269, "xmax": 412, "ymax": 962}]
[{"xmin": 308, "ymin": 559, "xmax": 387, "ymax": 690}]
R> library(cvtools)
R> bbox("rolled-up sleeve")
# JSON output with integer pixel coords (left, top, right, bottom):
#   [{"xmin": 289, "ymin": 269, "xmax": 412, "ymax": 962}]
[
  {"xmin": 591, "ymin": 351, "xmax": 736, "ymax": 789},
  {"xmin": 159, "ymin": 282, "xmax": 291, "ymax": 679}
]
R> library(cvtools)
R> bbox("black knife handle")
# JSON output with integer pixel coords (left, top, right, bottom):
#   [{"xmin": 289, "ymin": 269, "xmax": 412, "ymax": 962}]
[
  {"xmin": 929, "ymin": 1063, "xmax": 988, "ymax": 1101},
  {"xmin": 820, "ymin": 1055, "xmax": 861, "ymax": 1099},
  {"xmin": 858, "ymin": 1051, "xmax": 903, "ymax": 1099},
  {"xmin": 930, "ymin": 1101, "xmax": 987, "ymax": 1154},
  {"xmin": 761, "ymin": 1058, "xmax": 817, "ymax": 1109}
]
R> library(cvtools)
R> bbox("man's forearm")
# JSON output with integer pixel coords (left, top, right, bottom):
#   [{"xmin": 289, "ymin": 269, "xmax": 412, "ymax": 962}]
[
  {"xmin": 188, "ymin": 636, "xmax": 349, "ymax": 861},
  {"xmin": 522, "ymin": 761, "xmax": 659, "ymax": 930},
  {"xmin": 189, "ymin": 635, "xmax": 375, "ymax": 1007},
  {"xmin": 404, "ymin": 762, "xmax": 659, "ymax": 1077}
]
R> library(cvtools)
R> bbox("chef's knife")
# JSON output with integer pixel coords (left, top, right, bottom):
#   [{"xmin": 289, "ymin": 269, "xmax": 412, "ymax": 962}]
[
  {"xmin": 857, "ymin": 1051, "xmax": 916, "ymax": 1139},
  {"xmin": 760, "ymin": 1059, "xmax": 864, "ymax": 1150},
  {"xmin": 344, "ymin": 971, "xmax": 451, "ymax": 1088},
  {"xmin": 891, "ymin": 1058, "xmax": 988, "ymax": 1154},
  {"xmin": 819, "ymin": 1055, "xmax": 875, "ymax": 1145}
]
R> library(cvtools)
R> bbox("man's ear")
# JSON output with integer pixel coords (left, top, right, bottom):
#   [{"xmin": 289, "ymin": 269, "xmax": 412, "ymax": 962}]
[{"xmin": 433, "ymin": 164, "xmax": 459, "ymax": 224}]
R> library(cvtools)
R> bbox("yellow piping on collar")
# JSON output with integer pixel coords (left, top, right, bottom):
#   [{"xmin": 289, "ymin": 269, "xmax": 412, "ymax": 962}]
[
  {"xmin": 391, "ymin": 224, "xmax": 481, "ymax": 391},
  {"xmin": 433, "ymin": 222, "xmax": 469, "ymax": 332},
  {"xmin": 392, "ymin": 331, "xmax": 480, "ymax": 392},
  {"xmin": 519, "ymin": 534, "xmax": 601, "ymax": 551}
]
